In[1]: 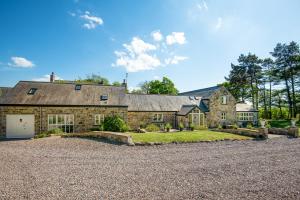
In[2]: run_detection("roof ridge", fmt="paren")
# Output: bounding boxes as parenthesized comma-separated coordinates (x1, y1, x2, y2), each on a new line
(18, 81, 126, 88)
(179, 85, 220, 94)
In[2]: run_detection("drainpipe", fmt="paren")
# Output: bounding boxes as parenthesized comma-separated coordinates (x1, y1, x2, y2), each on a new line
(40, 106, 42, 134)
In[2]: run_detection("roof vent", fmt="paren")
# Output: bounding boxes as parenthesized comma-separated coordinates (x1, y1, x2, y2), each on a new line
(75, 85, 81, 91)
(27, 88, 37, 95)
(100, 95, 108, 101)
(189, 96, 194, 100)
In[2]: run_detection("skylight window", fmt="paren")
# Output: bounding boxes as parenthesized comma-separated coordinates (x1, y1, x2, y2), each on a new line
(100, 95, 108, 101)
(75, 85, 81, 91)
(27, 88, 37, 95)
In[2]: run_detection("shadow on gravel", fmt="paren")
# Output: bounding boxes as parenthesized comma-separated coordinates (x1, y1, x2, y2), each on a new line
(63, 137, 125, 146)
(0, 138, 32, 142)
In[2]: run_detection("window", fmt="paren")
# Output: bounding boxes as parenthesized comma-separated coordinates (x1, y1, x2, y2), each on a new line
(27, 88, 37, 95)
(237, 112, 254, 121)
(221, 96, 227, 104)
(100, 95, 108, 101)
(94, 114, 105, 125)
(75, 85, 81, 90)
(48, 114, 74, 133)
(153, 113, 164, 122)
(221, 112, 226, 120)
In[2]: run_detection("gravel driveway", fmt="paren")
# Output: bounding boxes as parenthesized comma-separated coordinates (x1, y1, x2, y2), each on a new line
(0, 137, 299, 200)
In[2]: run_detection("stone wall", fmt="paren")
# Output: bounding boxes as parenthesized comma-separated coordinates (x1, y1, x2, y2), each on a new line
(206, 87, 236, 128)
(268, 127, 299, 138)
(0, 106, 127, 136)
(128, 111, 176, 130)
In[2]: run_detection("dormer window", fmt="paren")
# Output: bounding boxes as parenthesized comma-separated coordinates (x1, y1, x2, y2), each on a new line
(27, 88, 37, 95)
(100, 95, 108, 101)
(75, 85, 81, 91)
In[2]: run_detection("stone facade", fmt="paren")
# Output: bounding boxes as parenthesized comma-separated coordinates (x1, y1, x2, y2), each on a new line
(127, 111, 176, 130)
(0, 106, 127, 136)
(205, 87, 236, 128)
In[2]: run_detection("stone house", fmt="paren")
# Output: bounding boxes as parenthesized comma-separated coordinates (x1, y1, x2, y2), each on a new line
(0, 81, 128, 138)
(0, 77, 246, 138)
(236, 102, 259, 127)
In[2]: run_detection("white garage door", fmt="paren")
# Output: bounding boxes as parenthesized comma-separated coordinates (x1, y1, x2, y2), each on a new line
(6, 115, 35, 138)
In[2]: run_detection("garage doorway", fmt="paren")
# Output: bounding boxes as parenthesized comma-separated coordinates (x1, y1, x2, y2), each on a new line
(6, 115, 35, 138)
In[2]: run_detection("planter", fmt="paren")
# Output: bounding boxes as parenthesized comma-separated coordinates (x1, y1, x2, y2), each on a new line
(291, 120, 296, 128)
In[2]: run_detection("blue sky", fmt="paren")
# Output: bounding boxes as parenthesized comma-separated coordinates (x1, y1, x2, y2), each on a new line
(0, 0, 299, 92)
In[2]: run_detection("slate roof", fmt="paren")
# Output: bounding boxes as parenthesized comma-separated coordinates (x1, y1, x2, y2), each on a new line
(0, 81, 127, 106)
(236, 103, 258, 112)
(179, 86, 221, 98)
(0, 87, 12, 99)
(177, 105, 198, 116)
(123, 94, 202, 112)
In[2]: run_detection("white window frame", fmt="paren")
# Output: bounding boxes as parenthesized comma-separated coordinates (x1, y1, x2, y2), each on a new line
(94, 114, 105, 125)
(221, 96, 227, 105)
(237, 112, 254, 121)
(153, 113, 164, 122)
(221, 112, 226, 120)
(48, 114, 74, 133)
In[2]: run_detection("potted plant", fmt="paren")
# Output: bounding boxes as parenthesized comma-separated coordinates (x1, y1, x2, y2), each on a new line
(165, 123, 172, 132)
(189, 124, 195, 131)
(260, 118, 266, 128)
(291, 118, 297, 128)
(179, 123, 184, 131)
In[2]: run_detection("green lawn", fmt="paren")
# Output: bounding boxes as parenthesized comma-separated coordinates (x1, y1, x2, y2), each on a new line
(129, 130, 251, 144)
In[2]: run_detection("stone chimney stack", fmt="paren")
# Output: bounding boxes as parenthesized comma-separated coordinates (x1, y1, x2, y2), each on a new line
(50, 72, 55, 83)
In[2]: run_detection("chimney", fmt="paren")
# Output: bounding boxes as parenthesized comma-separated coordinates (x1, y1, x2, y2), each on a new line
(50, 72, 55, 83)
(122, 79, 127, 89)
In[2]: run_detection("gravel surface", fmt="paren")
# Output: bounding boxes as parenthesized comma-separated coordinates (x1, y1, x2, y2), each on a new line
(0, 137, 299, 200)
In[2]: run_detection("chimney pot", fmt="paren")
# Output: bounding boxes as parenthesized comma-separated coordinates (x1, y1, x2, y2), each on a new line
(50, 72, 55, 83)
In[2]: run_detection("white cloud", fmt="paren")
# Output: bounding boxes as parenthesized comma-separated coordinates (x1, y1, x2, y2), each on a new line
(215, 17, 223, 30)
(113, 37, 161, 72)
(113, 31, 188, 72)
(80, 11, 103, 29)
(153, 75, 160, 80)
(10, 57, 35, 68)
(123, 37, 156, 55)
(151, 30, 163, 41)
(165, 56, 188, 65)
(33, 74, 63, 82)
(166, 32, 186, 45)
(197, 1, 208, 11)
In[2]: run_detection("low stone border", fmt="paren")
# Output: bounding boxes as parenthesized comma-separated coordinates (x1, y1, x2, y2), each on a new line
(134, 138, 248, 146)
(215, 128, 268, 139)
(268, 128, 299, 138)
(61, 131, 135, 146)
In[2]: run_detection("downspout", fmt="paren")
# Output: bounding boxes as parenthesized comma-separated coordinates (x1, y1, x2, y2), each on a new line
(40, 106, 42, 134)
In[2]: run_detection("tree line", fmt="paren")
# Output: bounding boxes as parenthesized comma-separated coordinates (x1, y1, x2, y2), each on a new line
(222, 41, 300, 119)
(75, 41, 300, 120)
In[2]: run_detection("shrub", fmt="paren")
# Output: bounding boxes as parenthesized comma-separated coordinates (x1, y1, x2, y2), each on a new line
(103, 115, 128, 132)
(48, 128, 63, 134)
(189, 124, 195, 131)
(266, 123, 271, 128)
(232, 124, 238, 129)
(145, 124, 160, 132)
(195, 125, 208, 130)
(217, 124, 222, 129)
(139, 123, 146, 129)
(247, 123, 253, 129)
(165, 123, 172, 132)
(34, 132, 50, 139)
(34, 128, 63, 139)
(179, 123, 184, 131)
